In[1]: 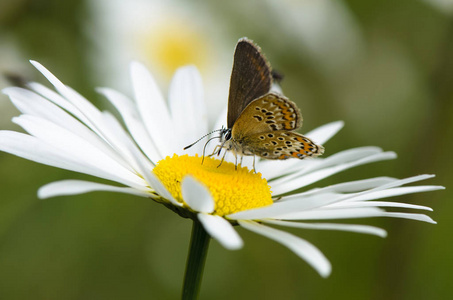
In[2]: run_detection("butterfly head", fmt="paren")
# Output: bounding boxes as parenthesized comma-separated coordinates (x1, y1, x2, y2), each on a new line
(220, 127, 232, 142)
(215, 127, 233, 157)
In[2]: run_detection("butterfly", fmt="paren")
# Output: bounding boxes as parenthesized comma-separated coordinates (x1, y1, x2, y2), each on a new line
(214, 38, 324, 167)
(184, 38, 324, 169)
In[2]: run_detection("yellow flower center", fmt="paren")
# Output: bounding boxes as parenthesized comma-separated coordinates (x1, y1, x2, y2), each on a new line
(153, 154, 273, 216)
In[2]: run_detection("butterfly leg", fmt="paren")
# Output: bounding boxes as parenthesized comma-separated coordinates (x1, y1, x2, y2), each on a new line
(209, 145, 220, 157)
(202, 137, 219, 164)
(205, 146, 219, 166)
(217, 148, 228, 168)
(252, 155, 256, 173)
(202, 144, 211, 165)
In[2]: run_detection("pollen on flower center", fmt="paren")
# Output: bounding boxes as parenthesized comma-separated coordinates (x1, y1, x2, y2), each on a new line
(153, 154, 273, 216)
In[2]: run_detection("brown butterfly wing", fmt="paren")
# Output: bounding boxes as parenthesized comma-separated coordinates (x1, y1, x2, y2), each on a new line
(227, 38, 273, 128)
(240, 131, 324, 160)
(231, 93, 302, 138)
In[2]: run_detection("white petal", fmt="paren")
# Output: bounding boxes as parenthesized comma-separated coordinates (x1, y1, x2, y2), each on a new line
(378, 212, 436, 223)
(0, 131, 144, 188)
(12, 115, 142, 186)
(196, 105, 227, 157)
(198, 214, 243, 250)
(147, 173, 181, 206)
(168, 66, 207, 155)
(228, 193, 345, 220)
(4, 87, 126, 168)
(271, 146, 386, 183)
(29, 63, 151, 174)
(27, 82, 92, 126)
(281, 177, 398, 200)
(271, 150, 397, 196)
(343, 185, 445, 202)
(322, 177, 398, 193)
(280, 178, 441, 207)
(330, 201, 433, 211)
(30, 61, 108, 138)
(275, 175, 438, 220)
(38, 180, 151, 199)
(130, 61, 174, 156)
(99, 112, 162, 195)
(239, 220, 331, 277)
(92, 111, 150, 172)
(182, 176, 215, 213)
(100, 111, 154, 170)
(257, 158, 316, 180)
(261, 220, 387, 237)
(5, 87, 70, 122)
(97, 87, 162, 163)
(213, 105, 228, 133)
(304, 120, 345, 145)
(277, 206, 436, 224)
(196, 105, 228, 157)
(334, 175, 438, 203)
(276, 207, 385, 220)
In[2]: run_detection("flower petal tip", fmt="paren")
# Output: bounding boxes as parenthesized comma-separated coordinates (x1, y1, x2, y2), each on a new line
(379, 230, 388, 238)
(2, 87, 15, 95)
(29, 60, 44, 70)
(130, 61, 147, 73)
(94, 87, 106, 94)
(177, 64, 197, 72)
(320, 267, 332, 278)
(424, 216, 437, 224)
(37, 186, 51, 200)
(182, 176, 215, 213)
(334, 120, 345, 128)
(223, 237, 244, 250)
(36, 193, 47, 200)
(387, 151, 398, 159)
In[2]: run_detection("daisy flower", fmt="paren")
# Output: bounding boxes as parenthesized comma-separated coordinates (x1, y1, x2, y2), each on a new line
(0, 61, 442, 289)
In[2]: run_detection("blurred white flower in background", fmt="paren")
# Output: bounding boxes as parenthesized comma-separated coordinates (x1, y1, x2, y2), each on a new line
(88, 0, 232, 123)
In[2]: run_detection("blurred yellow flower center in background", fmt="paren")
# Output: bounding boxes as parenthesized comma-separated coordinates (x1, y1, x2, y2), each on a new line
(140, 21, 210, 78)
(153, 155, 273, 216)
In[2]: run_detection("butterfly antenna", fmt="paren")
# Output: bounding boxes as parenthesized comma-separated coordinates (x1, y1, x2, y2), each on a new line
(183, 129, 223, 150)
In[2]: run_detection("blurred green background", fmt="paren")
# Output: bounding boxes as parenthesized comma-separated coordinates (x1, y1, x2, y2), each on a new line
(0, 0, 451, 299)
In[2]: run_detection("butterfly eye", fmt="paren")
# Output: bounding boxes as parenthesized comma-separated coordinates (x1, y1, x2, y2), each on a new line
(225, 130, 232, 141)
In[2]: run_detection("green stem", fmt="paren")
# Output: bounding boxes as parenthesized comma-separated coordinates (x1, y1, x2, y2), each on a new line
(182, 220, 211, 300)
